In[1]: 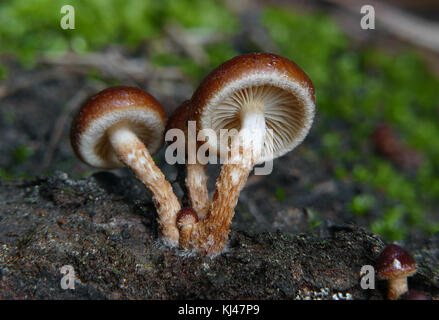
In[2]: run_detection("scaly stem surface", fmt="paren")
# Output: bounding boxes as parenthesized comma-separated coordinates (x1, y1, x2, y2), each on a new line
(189, 110, 265, 255)
(109, 123, 181, 246)
(387, 277, 408, 300)
(186, 163, 210, 218)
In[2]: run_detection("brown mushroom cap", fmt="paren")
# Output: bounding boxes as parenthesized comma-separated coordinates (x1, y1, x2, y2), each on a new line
(166, 100, 191, 135)
(71, 86, 167, 168)
(166, 100, 211, 218)
(177, 207, 199, 227)
(166, 100, 192, 152)
(377, 244, 417, 280)
(190, 52, 315, 163)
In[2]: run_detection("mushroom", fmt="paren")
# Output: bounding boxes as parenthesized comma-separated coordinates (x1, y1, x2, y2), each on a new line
(70, 86, 181, 246)
(166, 101, 210, 219)
(186, 53, 316, 256)
(176, 207, 199, 249)
(376, 244, 417, 300)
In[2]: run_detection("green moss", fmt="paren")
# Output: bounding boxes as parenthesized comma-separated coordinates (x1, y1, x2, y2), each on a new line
(2, 112, 16, 125)
(349, 194, 375, 217)
(262, 8, 347, 89)
(334, 165, 348, 180)
(204, 42, 237, 71)
(321, 132, 342, 159)
(370, 207, 407, 241)
(263, 7, 439, 240)
(0, 168, 14, 180)
(150, 53, 205, 80)
(0, 64, 8, 80)
(0, 0, 238, 66)
(166, 0, 238, 33)
(13, 145, 33, 164)
(307, 209, 322, 232)
(150, 41, 237, 80)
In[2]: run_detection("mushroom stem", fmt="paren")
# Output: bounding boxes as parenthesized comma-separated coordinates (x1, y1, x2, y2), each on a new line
(186, 163, 210, 218)
(190, 111, 265, 255)
(108, 123, 181, 246)
(387, 276, 409, 300)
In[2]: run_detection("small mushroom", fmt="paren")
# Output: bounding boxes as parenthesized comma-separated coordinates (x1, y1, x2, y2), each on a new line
(376, 244, 417, 300)
(176, 207, 199, 249)
(186, 53, 316, 255)
(166, 101, 210, 218)
(70, 86, 181, 246)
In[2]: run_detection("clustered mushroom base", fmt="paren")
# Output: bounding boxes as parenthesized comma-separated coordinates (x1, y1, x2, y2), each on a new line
(181, 111, 266, 255)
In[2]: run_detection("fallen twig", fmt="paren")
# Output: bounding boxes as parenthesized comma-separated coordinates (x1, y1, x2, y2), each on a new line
(0, 68, 61, 100)
(164, 23, 209, 65)
(224, 0, 279, 53)
(38, 51, 185, 82)
(325, 0, 439, 53)
(39, 84, 103, 172)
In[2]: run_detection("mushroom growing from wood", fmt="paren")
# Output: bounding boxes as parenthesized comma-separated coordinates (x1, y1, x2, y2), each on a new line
(70, 86, 181, 246)
(184, 52, 316, 256)
(377, 244, 417, 300)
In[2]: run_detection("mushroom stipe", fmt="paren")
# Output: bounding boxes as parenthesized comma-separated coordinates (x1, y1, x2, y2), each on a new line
(377, 244, 417, 300)
(108, 123, 181, 245)
(167, 101, 210, 218)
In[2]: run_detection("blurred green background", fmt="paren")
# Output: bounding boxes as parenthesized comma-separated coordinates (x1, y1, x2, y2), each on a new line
(0, 0, 438, 241)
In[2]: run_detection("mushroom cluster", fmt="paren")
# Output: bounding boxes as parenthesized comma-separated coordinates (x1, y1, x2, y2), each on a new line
(172, 53, 315, 256)
(70, 53, 315, 256)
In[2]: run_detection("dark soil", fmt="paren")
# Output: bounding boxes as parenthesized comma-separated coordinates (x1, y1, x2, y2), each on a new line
(1, 172, 438, 299)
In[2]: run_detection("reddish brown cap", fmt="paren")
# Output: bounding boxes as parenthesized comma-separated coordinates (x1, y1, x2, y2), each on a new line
(176, 207, 199, 227)
(166, 100, 191, 134)
(70, 86, 167, 168)
(166, 100, 192, 148)
(189, 52, 315, 162)
(165, 100, 197, 163)
(376, 244, 417, 280)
